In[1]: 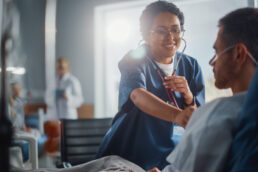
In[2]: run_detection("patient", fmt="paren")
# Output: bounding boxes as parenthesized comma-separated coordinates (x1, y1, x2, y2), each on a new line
(151, 7, 258, 172)
(225, 62, 258, 171)
(9, 82, 27, 131)
(9, 82, 40, 137)
(21, 7, 258, 172)
(224, 10, 258, 171)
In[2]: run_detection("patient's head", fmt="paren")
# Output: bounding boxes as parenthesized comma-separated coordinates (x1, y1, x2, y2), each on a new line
(209, 8, 258, 93)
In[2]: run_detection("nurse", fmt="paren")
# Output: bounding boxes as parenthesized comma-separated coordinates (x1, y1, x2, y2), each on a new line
(97, 1, 205, 170)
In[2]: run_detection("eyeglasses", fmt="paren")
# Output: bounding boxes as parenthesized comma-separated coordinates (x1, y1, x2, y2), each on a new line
(209, 45, 257, 66)
(150, 27, 185, 39)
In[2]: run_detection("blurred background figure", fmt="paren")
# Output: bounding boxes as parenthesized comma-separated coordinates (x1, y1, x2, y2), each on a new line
(9, 82, 41, 137)
(9, 82, 42, 170)
(9, 82, 43, 133)
(42, 57, 84, 158)
(55, 57, 83, 119)
(9, 82, 25, 131)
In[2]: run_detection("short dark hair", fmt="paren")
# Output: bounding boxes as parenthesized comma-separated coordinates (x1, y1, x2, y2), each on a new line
(219, 7, 258, 61)
(140, 0, 184, 40)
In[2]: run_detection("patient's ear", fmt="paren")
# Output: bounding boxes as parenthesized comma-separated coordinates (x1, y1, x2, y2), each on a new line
(234, 43, 249, 65)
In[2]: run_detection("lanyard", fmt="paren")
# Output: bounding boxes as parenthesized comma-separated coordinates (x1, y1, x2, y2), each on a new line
(150, 58, 179, 108)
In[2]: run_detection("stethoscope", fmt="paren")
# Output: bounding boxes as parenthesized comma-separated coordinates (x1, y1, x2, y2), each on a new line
(147, 38, 187, 108)
(172, 38, 187, 75)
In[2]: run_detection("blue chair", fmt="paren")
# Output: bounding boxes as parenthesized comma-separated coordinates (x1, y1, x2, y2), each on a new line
(25, 114, 47, 156)
(10, 132, 38, 170)
(9, 113, 47, 170)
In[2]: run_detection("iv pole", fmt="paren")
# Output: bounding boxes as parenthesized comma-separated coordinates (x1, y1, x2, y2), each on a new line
(0, 2, 13, 171)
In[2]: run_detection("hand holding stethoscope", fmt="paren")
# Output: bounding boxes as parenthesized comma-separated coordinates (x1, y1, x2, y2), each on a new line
(163, 75, 194, 106)
(163, 38, 195, 106)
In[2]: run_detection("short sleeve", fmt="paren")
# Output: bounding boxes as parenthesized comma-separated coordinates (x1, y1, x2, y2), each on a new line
(118, 55, 147, 111)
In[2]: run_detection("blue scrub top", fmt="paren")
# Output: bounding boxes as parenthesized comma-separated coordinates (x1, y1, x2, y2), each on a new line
(97, 45, 205, 170)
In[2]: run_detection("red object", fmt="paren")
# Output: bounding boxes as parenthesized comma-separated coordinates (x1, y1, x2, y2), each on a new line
(44, 120, 60, 153)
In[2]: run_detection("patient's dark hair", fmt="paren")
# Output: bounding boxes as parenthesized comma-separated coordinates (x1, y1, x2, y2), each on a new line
(140, 0, 184, 40)
(219, 7, 258, 61)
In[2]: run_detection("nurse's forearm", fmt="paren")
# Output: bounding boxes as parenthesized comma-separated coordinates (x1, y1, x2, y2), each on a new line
(130, 88, 181, 122)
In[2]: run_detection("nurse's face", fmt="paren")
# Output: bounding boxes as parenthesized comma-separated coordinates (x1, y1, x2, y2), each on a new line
(146, 12, 182, 63)
(210, 26, 236, 89)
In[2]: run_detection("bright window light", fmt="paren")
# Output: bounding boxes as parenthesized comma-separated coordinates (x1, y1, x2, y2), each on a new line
(0, 67, 26, 75)
(7, 67, 15, 72)
(12, 67, 26, 75)
(106, 18, 131, 43)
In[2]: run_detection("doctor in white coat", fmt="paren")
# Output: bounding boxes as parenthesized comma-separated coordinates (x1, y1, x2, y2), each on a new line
(55, 57, 83, 119)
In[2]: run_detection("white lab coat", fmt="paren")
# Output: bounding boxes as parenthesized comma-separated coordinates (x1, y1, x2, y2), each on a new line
(162, 92, 246, 172)
(56, 73, 83, 119)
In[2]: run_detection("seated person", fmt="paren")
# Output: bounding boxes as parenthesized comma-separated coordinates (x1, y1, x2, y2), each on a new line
(9, 82, 40, 137)
(23, 7, 258, 172)
(225, 64, 258, 171)
(9, 82, 46, 163)
(9, 82, 27, 131)
(156, 7, 258, 172)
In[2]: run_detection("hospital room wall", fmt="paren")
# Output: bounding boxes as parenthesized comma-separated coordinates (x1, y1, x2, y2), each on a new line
(12, 0, 140, 104)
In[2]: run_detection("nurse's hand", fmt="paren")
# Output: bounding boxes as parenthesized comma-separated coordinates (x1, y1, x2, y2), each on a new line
(148, 167, 161, 172)
(163, 76, 194, 105)
(174, 106, 196, 128)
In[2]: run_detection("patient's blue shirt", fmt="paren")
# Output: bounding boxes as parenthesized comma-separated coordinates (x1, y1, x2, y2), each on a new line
(97, 45, 205, 170)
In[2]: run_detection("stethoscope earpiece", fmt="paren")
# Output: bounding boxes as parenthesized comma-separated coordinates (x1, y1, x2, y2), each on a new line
(173, 38, 187, 75)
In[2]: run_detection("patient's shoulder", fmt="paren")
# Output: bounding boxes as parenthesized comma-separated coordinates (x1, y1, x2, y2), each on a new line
(188, 92, 247, 129)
